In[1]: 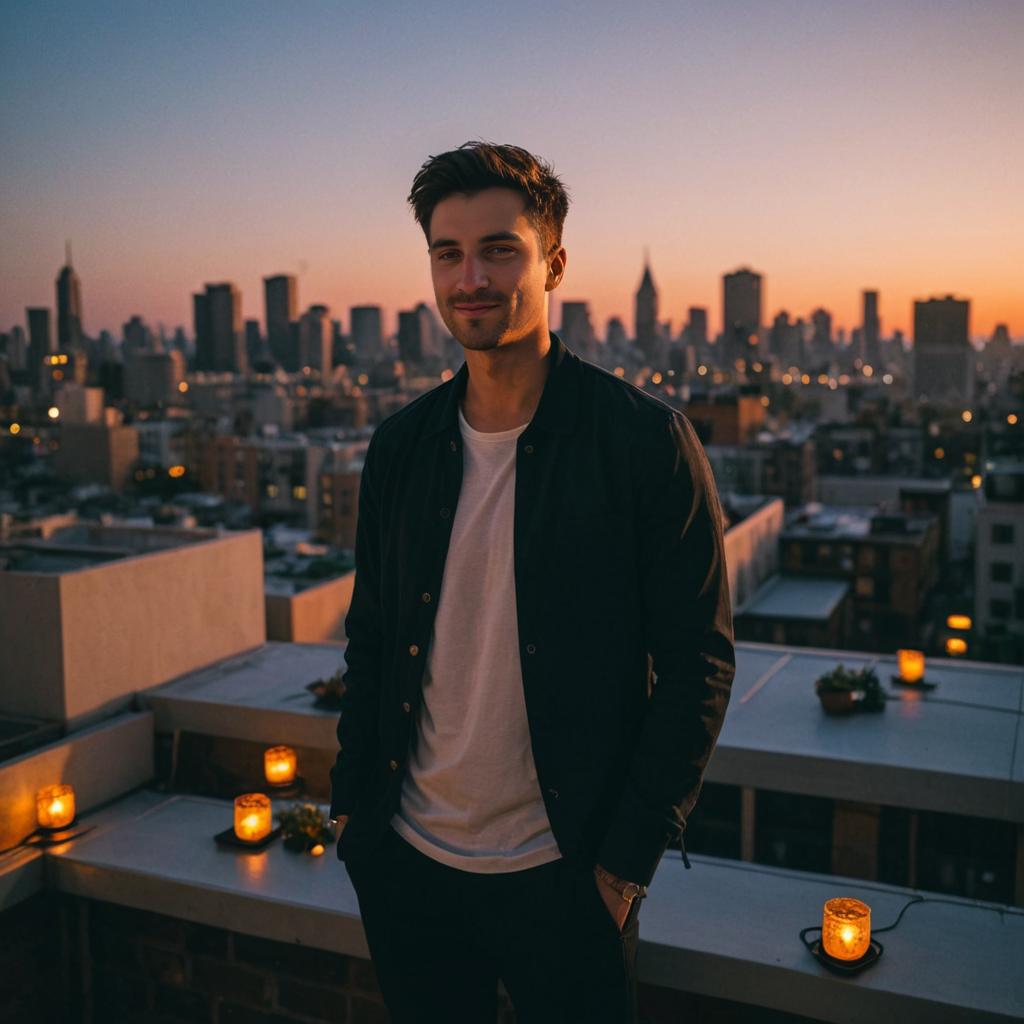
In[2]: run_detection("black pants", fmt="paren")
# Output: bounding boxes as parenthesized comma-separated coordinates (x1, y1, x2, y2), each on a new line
(345, 824, 641, 1023)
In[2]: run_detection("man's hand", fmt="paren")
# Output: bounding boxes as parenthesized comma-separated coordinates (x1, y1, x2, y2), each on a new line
(593, 865, 631, 932)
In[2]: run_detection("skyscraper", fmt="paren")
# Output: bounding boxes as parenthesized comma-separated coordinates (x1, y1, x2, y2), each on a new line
(350, 306, 383, 361)
(769, 311, 803, 368)
(194, 283, 246, 374)
(686, 307, 708, 348)
(397, 303, 441, 366)
(56, 241, 84, 350)
(26, 307, 53, 391)
(297, 305, 333, 374)
(861, 290, 880, 369)
(634, 258, 659, 365)
(723, 267, 762, 364)
(560, 301, 596, 360)
(264, 274, 298, 370)
(913, 295, 972, 403)
(810, 308, 832, 365)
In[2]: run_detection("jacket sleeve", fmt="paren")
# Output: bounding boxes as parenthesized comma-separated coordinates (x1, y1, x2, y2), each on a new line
(596, 410, 735, 886)
(329, 430, 385, 819)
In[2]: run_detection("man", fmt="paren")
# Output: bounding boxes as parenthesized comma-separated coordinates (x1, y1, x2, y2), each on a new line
(329, 141, 735, 1023)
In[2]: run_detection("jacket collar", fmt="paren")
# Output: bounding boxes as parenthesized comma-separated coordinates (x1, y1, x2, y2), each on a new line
(424, 330, 579, 438)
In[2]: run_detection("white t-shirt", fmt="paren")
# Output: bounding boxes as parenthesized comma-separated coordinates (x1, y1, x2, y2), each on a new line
(389, 403, 563, 872)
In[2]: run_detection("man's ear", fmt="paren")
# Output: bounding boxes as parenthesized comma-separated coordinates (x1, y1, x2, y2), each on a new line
(546, 246, 567, 292)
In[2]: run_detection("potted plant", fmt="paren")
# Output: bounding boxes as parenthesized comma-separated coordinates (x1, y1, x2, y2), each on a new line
(814, 664, 886, 715)
(276, 802, 334, 854)
(306, 667, 345, 710)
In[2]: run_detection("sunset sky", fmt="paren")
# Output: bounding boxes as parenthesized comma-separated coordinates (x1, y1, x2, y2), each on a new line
(1, 0, 1021, 343)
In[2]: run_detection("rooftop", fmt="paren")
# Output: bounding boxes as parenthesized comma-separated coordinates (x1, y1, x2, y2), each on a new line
(783, 504, 935, 544)
(735, 575, 850, 621)
(0, 522, 218, 574)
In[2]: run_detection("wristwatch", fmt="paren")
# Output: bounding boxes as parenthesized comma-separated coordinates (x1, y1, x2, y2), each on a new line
(593, 864, 648, 906)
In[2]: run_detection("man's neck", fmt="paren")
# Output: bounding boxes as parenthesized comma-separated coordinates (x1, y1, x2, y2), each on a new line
(460, 328, 552, 433)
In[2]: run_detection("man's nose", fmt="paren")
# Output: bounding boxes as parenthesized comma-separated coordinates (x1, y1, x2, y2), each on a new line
(457, 255, 488, 293)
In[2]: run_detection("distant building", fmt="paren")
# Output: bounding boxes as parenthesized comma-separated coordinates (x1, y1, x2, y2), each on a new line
(1, 325, 28, 372)
(194, 283, 246, 374)
(861, 290, 880, 369)
(26, 307, 54, 390)
(560, 301, 596, 360)
(781, 505, 940, 651)
(264, 274, 298, 370)
(350, 306, 383, 361)
(124, 349, 186, 407)
(52, 407, 140, 493)
(707, 427, 817, 508)
(913, 295, 972, 403)
(56, 241, 84, 350)
(605, 316, 627, 350)
(55, 383, 104, 424)
(810, 308, 832, 365)
(685, 393, 766, 446)
(974, 463, 1024, 661)
(123, 315, 156, 354)
(634, 259, 659, 365)
(735, 574, 852, 649)
(769, 311, 803, 368)
(313, 442, 366, 549)
(723, 267, 762, 363)
(686, 307, 708, 348)
(397, 303, 441, 366)
(298, 304, 333, 374)
(244, 319, 263, 366)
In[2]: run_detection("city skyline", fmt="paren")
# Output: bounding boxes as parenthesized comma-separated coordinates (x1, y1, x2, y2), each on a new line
(2, 1, 1022, 339)
(7, 248, 1017, 349)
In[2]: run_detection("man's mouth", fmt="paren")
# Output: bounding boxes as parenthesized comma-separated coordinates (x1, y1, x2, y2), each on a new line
(453, 303, 500, 314)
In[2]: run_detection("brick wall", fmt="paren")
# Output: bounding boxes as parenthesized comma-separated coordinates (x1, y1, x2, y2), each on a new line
(1, 892, 825, 1023)
(85, 900, 394, 1023)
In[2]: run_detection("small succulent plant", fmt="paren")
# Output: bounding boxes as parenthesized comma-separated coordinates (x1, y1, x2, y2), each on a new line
(276, 801, 334, 853)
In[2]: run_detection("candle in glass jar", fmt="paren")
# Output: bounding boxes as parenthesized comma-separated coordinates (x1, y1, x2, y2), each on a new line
(897, 649, 925, 684)
(822, 897, 871, 961)
(36, 784, 75, 830)
(264, 746, 297, 786)
(233, 793, 272, 842)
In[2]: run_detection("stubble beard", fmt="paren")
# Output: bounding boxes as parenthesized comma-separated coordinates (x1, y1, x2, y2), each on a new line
(443, 294, 519, 353)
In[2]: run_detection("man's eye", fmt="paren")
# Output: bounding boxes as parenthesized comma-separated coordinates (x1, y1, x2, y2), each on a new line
(436, 251, 459, 261)
(489, 246, 514, 255)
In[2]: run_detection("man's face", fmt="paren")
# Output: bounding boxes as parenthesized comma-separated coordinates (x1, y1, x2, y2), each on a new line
(427, 187, 564, 352)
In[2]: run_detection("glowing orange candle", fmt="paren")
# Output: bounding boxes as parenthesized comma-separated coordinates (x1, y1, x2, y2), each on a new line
(264, 746, 297, 786)
(822, 897, 871, 961)
(945, 637, 968, 656)
(897, 649, 925, 684)
(946, 614, 972, 630)
(233, 793, 272, 842)
(36, 784, 75, 830)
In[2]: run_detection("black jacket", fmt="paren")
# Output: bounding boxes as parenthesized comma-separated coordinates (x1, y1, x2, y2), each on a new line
(329, 331, 735, 887)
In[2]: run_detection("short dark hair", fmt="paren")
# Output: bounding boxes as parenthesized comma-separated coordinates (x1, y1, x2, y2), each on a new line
(408, 140, 570, 257)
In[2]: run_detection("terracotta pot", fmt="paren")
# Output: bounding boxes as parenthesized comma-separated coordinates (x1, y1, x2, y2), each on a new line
(818, 689, 861, 715)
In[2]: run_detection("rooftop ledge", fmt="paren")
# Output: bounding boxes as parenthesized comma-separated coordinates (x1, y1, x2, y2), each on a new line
(40, 792, 1022, 1024)
(142, 640, 1024, 822)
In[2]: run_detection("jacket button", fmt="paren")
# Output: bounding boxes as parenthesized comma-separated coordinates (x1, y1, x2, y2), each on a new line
(389, 759, 399, 771)
(449, 440, 457, 452)
(524, 444, 534, 454)
(440, 507, 450, 518)
(548, 787, 559, 799)
(526, 643, 536, 654)
(421, 592, 431, 603)
(408, 644, 419, 656)
(402, 701, 411, 713)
